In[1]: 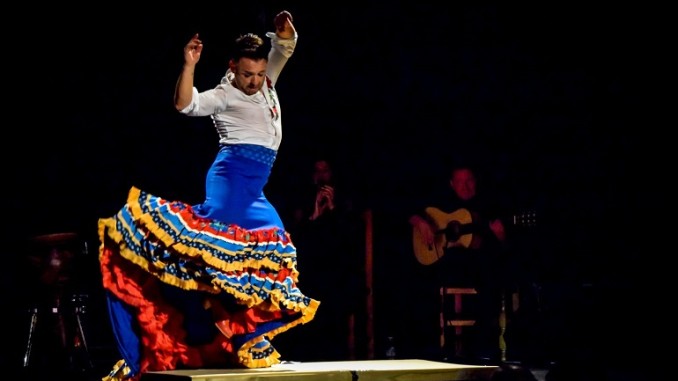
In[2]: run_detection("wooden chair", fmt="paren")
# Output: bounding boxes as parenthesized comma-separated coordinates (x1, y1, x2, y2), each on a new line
(439, 287, 477, 359)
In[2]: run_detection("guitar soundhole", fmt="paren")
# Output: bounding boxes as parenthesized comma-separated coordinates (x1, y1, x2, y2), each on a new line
(445, 221, 462, 241)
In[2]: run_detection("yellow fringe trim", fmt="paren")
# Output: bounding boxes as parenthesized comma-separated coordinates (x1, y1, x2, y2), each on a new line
(101, 359, 133, 381)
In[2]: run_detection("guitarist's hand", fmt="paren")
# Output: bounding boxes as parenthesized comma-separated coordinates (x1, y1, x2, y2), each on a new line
(489, 218, 506, 242)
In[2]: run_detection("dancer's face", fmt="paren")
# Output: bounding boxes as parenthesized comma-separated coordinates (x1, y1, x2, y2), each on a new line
(230, 57, 267, 96)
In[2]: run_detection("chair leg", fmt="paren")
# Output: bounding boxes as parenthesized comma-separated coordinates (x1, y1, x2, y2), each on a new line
(23, 307, 39, 367)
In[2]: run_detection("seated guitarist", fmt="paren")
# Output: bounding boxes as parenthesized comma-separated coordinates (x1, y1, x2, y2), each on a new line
(408, 163, 508, 363)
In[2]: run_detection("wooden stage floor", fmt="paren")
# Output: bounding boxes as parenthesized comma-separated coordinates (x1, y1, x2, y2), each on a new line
(140, 359, 498, 381)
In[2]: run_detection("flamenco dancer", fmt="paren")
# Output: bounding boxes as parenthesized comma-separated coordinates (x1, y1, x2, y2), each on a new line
(98, 10, 318, 380)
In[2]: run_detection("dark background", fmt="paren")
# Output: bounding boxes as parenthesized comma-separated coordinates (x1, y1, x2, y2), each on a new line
(5, 1, 650, 375)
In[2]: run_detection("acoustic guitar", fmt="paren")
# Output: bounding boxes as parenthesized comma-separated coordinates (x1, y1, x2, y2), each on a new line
(412, 207, 536, 265)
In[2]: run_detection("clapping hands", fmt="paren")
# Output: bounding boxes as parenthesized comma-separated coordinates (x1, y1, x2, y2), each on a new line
(310, 185, 335, 220)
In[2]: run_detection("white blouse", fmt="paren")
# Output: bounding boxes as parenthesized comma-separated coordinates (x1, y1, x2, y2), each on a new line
(180, 32, 297, 151)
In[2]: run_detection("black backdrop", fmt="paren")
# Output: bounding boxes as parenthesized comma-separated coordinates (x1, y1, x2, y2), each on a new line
(4, 2, 649, 373)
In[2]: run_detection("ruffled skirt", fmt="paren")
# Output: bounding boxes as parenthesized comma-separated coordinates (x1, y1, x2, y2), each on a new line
(98, 146, 318, 380)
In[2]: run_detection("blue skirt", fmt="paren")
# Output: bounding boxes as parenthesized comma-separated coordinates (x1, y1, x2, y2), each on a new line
(98, 144, 319, 380)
